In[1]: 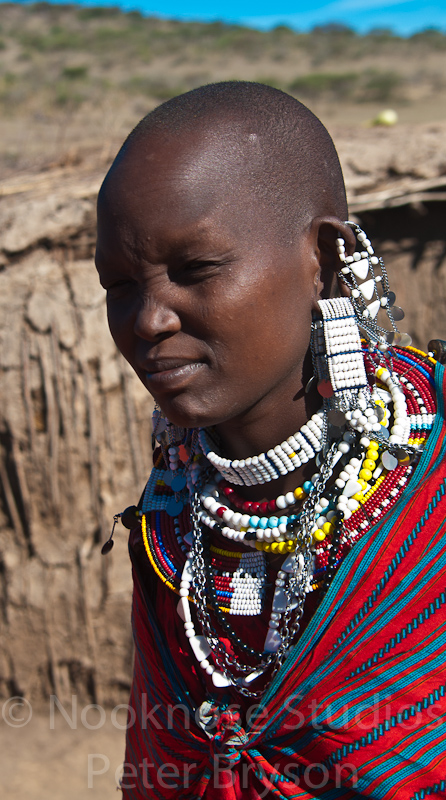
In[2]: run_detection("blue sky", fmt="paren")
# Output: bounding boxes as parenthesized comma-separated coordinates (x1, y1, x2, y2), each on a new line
(242, 1, 446, 35)
(11, 0, 446, 34)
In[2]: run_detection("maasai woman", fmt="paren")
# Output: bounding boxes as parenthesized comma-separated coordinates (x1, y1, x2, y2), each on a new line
(95, 82, 446, 799)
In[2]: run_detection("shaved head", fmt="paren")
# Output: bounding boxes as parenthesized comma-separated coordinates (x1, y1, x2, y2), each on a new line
(110, 81, 347, 244)
(96, 81, 353, 434)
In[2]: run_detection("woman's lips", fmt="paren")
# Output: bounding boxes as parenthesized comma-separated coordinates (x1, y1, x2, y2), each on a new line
(144, 361, 206, 390)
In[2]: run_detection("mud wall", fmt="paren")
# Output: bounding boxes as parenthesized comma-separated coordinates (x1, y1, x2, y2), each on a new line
(0, 175, 153, 707)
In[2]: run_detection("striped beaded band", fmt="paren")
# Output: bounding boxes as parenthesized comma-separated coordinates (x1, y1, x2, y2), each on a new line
(198, 411, 325, 486)
(317, 297, 369, 398)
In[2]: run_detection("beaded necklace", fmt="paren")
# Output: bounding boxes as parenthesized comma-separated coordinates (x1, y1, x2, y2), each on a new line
(139, 347, 436, 695)
(198, 411, 325, 485)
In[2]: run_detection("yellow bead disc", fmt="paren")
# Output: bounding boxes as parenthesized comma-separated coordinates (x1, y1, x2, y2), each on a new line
(366, 449, 379, 461)
(294, 487, 306, 501)
(368, 440, 379, 450)
(270, 542, 280, 552)
(322, 521, 334, 535)
(363, 459, 375, 471)
(313, 529, 326, 542)
(359, 468, 373, 481)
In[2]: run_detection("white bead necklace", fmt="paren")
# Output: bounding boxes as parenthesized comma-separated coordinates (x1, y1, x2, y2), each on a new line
(197, 411, 325, 486)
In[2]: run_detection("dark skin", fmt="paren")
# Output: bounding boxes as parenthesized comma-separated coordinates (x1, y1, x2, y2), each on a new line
(95, 126, 356, 508)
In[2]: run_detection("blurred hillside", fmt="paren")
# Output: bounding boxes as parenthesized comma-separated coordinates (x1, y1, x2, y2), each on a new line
(1, 2, 446, 176)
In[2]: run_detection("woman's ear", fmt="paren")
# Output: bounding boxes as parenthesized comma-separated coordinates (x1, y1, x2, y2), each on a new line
(310, 216, 356, 308)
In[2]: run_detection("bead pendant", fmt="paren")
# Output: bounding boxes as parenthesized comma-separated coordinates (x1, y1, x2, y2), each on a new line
(366, 299, 381, 319)
(177, 597, 191, 623)
(359, 278, 376, 301)
(189, 635, 211, 661)
(154, 417, 167, 433)
(381, 451, 398, 471)
(264, 629, 282, 653)
(181, 559, 193, 581)
(242, 669, 263, 686)
(272, 588, 287, 613)
(212, 671, 232, 688)
(344, 479, 362, 498)
(163, 470, 173, 486)
(171, 474, 187, 492)
(350, 258, 369, 280)
(391, 306, 405, 322)
(327, 409, 346, 427)
(317, 379, 334, 398)
(166, 498, 184, 516)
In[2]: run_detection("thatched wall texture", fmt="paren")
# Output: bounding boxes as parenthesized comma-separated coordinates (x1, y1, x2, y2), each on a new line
(0, 123, 445, 706)
(0, 167, 153, 707)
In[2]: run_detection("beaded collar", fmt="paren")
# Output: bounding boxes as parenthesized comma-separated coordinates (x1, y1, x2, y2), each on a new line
(143, 346, 435, 568)
(139, 346, 436, 694)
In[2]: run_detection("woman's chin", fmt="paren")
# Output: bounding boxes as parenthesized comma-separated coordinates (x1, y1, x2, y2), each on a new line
(155, 396, 220, 431)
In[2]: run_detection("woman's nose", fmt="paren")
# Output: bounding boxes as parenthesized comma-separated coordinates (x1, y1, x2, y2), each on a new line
(133, 295, 181, 341)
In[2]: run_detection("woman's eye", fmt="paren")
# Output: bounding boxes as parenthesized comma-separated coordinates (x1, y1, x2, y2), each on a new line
(185, 260, 215, 270)
(178, 260, 222, 281)
(106, 280, 136, 299)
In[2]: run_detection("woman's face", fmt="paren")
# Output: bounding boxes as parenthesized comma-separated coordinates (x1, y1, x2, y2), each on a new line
(95, 131, 323, 433)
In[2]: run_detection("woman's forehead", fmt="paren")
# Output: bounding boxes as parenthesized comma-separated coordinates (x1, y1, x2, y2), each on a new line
(99, 132, 285, 243)
(107, 125, 259, 201)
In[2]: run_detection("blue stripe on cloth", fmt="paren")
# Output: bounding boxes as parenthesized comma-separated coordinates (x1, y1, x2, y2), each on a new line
(351, 712, 446, 798)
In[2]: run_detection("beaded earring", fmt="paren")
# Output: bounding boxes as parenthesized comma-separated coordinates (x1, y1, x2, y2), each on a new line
(312, 297, 384, 439)
(151, 405, 198, 515)
(311, 222, 414, 440)
(313, 296, 371, 405)
(336, 221, 412, 351)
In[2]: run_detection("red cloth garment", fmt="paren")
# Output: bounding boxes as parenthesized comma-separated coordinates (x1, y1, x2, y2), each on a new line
(122, 363, 446, 800)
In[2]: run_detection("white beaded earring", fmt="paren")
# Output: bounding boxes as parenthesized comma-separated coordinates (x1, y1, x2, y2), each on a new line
(336, 221, 412, 351)
(312, 297, 379, 436)
(310, 222, 414, 440)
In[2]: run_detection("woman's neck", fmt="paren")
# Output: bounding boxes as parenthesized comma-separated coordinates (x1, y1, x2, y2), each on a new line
(212, 385, 322, 502)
